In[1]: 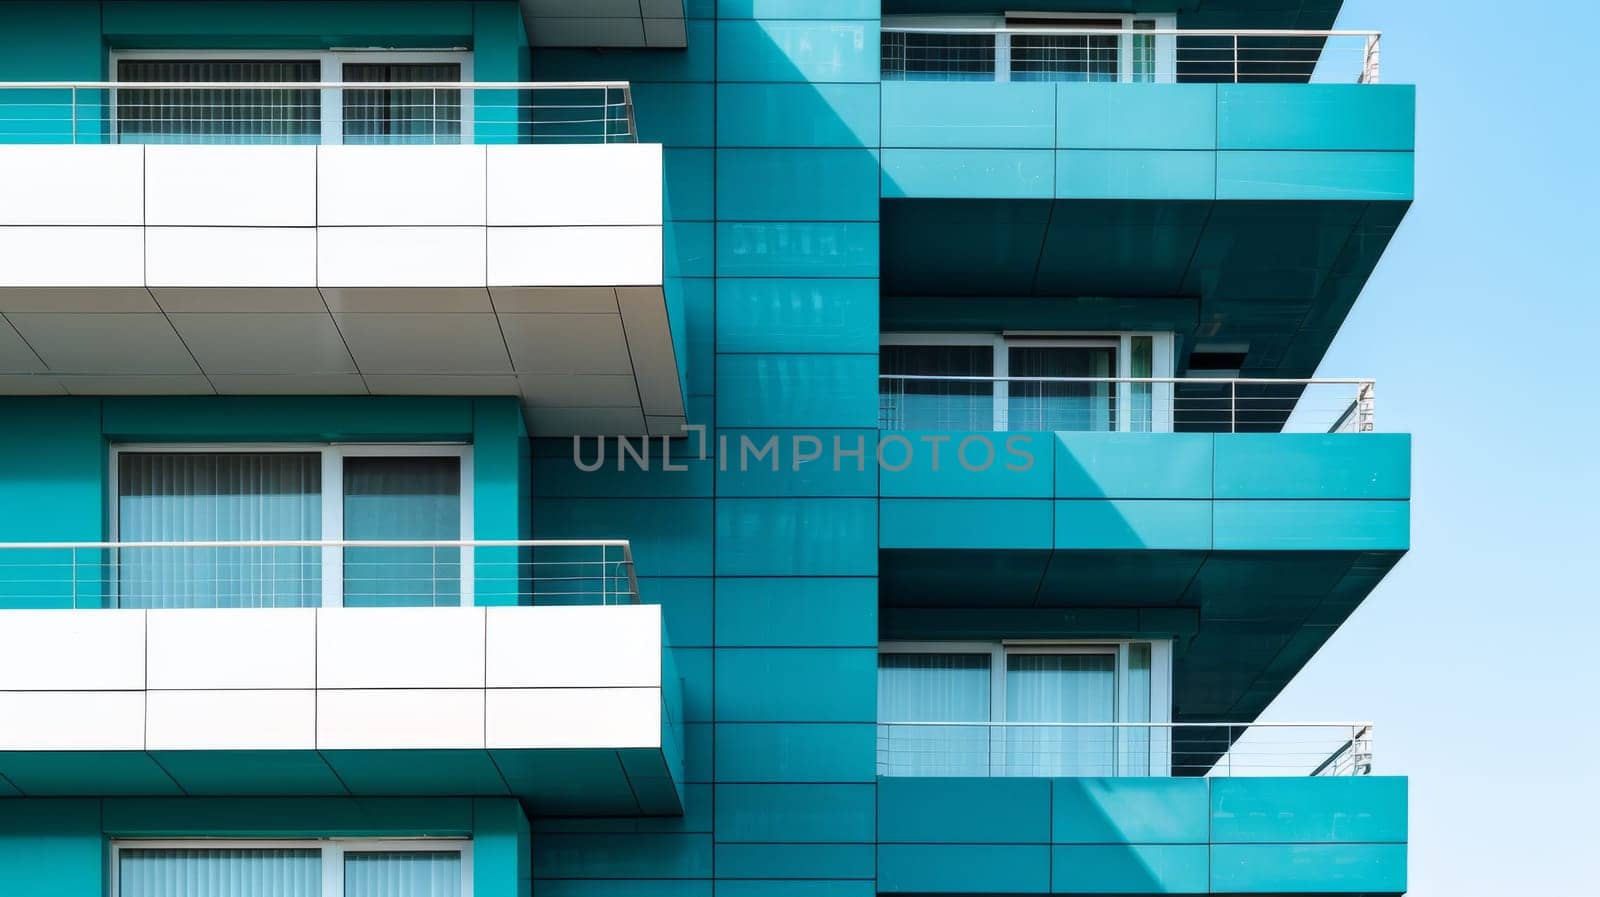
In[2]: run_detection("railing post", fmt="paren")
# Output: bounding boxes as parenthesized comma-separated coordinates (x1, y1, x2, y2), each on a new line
(70, 86, 77, 144)
(1232, 33, 1240, 83)
(1363, 33, 1381, 84)
(1358, 380, 1376, 432)
(1229, 380, 1237, 433)
(602, 87, 609, 144)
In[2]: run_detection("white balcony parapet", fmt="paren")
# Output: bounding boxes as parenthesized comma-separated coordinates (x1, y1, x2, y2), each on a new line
(877, 375, 1376, 434)
(880, 27, 1381, 84)
(876, 720, 1375, 778)
(0, 539, 639, 609)
(0, 137, 684, 435)
(0, 81, 636, 145)
(0, 599, 683, 810)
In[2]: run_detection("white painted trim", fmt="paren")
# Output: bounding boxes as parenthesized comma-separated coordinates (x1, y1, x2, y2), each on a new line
(108, 49, 475, 144)
(109, 839, 473, 897)
(108, 442, 474, 607)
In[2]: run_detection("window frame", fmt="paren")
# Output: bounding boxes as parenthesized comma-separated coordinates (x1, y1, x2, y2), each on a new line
(881, 12, 1178, 83)
(107, 442, 475, 607)
(878, 639, 1172, 728)
(880, 332, 1176, 432)
(108, 838, 474, 897)
(107, 48, 476, 144)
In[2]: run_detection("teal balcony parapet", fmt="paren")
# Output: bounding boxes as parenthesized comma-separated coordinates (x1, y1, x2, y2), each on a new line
(877, 775, 1408, 894)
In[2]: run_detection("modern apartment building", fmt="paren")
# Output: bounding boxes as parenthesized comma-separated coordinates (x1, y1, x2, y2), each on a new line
(0, 1, 1411, 895)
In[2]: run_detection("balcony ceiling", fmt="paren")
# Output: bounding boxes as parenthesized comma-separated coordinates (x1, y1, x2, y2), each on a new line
(521, 0, 687, 48)
(881, 547, 1403, 724)
(881, 198, 1410, 379)
(879, 0, 1343, 30)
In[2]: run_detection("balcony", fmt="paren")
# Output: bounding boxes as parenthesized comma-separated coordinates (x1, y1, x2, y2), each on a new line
(0, 81, 686, 436)
(0, 539, 685, 816)
(874, 28, 1412, 381)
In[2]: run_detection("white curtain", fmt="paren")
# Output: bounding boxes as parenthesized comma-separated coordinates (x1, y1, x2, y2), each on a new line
(119, 848, 322, 897)
(344, 851, 462, 897)
(1003, 653, 1117, 776)
(116, 452, 322, 608)
(878, 653, 991, 776)
(341, 457, 461, 607)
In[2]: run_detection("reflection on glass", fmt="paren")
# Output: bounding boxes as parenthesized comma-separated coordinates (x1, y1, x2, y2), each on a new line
(345, 851, 462, 897)
(115, 59, 321, 144)
(342, 63, 462, 145)
(342, 457, 461, 607)
(120, 848, 322, 897)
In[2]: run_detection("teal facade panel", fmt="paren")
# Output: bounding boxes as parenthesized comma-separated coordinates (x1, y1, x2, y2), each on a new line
(716, 21, 880, 83)
(878, 844, 1051, 894)
(1217, 85, 1416, 151)
(714, 724, 878, 783)
(717, 84, 880, 147)
(1210, 777, 1408, 844)
(715, 278, 880, 354)
(880, 498, 1054, 550)
(1213, 434, 1411, 499)
(717, 149, 881, 220)
(881, 82, 1057, 148)
(715, 355, 879, 428)
(714, 578, 878, 646)
(1213, 500, 1410, 551)
(715, 498, 878, 575)
(714, 430, 879, 497)
(716, 222, 880, 277)
(1054, 433, 1215, 500)
(714, 843, 876, 879)
(713, 648, 877, 723)
(1051, 778, 1210, 844)
(878, 431, 1053, 498)
(1056, 84, 1218, 150)
(1051, 844, 1210, 894)
(1056, 149, 1217, 200)
(1055, 500, 1213, 550)
(1209, 843, 1408, 894)
(881, 149, 1055, 199)
(1216, 150, 1415, 200)
(0, 800, 102, 896)
(713, 784, 876, 842)
(878, 777, 1050, 844)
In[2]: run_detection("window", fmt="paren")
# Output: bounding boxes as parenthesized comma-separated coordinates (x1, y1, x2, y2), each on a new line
(112, 841, 471, 897)
(111, 445, 472, 608)
(111, 51, 470, 144)
(881, 14, 1176, 83)
(877, 641, 1172, 776)
(880, 333, 1175, 432)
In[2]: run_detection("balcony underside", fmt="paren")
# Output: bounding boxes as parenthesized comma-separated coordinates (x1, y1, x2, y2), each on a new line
(0, 747, 679, 815)
(881, 197, 1409, 379)
(881, 547, 1402, 723)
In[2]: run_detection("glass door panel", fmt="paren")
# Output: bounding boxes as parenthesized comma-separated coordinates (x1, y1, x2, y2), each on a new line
(116, 452, 322, 608)
(1003, 653, 1117, 776)
(880, 345, 996, 430)
(878, 653, 992, 776)
(345, 851, 463, 897)
(1007, 345, 1116, 431)
(342, 62, 462, 144)
(115, 59, 322, 144)
(342, 456, 462, 607)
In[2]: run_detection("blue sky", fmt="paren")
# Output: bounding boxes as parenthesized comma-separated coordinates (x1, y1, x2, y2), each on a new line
(1266, 1, 1600, 893)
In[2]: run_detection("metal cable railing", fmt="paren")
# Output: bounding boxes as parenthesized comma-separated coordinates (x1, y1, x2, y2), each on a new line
(0, 81, 636, 145)
(878, 375, 1375, 434)
(881, 27, 1381, 84)
(0, 539, 639, 609)
(876, 721, 1375, 777)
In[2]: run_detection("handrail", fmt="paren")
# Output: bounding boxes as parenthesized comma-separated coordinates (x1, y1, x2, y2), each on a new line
(877, 375, 1377, 433)
(0, 539, 640, 608)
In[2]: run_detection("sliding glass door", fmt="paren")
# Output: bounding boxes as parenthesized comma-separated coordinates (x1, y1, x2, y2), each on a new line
(1005, 343, 1117, 431)
(877, 653, 992, 776)
(1002, 651, 1117, 776)
(116, 842, 468, 897)
(113, 446, 469, 608)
